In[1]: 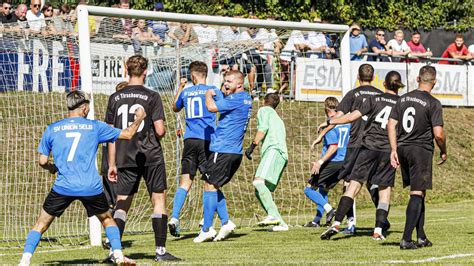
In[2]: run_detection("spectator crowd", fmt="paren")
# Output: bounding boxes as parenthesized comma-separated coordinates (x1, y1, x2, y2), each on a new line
(0, 0, 473, 97)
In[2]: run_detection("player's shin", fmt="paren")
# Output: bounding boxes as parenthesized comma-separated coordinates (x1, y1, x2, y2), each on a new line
(22, 230, 42, 258)
(334, 196, 354, 227)
(374, 202, 389, 235)
(203, 190, 218, 231)
(171, 188, 188, 220)
(151, 213, 168, 254)
(416, 197, 426, 240)
(254, 180, 284, 223)
(402, 195, 423, 241)
(216, 190, 229, 225)
(113, 210, 127, 239)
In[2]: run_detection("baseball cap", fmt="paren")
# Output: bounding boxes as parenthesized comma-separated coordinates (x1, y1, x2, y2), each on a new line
(154, 2, 164, 10)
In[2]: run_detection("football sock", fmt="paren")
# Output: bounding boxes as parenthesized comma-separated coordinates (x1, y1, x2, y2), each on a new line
(368, 184, 379, 207)
(23, 230, 41, 255)
(335, 196, 354, 223)
(151, 213, 167, 248)
(318, 186, 329, 202)
(416, 197, 426, 240)
(203, 191, 218, 232)
(343, 185, 355, 221)
(104, 226, 122, 251)
(255, 189, 267, 212)
(171, 187, 188, 220)
(254, 180, 284, 223)
(113, 210, 127, 239)
(304, 187, 328, 207)
(375, 202, 389, 229)
(313, 205, 324, 224)
(216, 190, 229, 225)
(402, 195, 423, 241)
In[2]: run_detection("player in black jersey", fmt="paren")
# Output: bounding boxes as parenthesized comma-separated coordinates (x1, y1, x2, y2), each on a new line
(388, 65, 447, 250)
(320, 71, 404, 241)
(105, 55, 180, 261)
(315, 64, 383, 234)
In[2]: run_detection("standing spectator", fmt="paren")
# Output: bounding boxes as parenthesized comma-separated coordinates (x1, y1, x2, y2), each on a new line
(218, 25, 240, 72)
(279, 30, 304, 99)
(368, 29, 392, 62)
(26, 0, 46, 32)
(387, 30, 410, 61)
(406, 31, 432, 63)
(120, 0, 132, 37)
(147, 2, 168, 41)
(349, 23, 368, 61)
(194, 24, 217, 44)
(0, 1, 17, 24)
(439, 34, 472, 64)
(15, 4, 28, 22)
(168, 23, 198, 45)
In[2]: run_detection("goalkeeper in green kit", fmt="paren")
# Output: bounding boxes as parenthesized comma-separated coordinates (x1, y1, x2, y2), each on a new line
(245, 93, 288, 231)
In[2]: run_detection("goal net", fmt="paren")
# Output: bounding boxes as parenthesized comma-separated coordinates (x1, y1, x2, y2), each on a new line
(0, 7, 349, 247)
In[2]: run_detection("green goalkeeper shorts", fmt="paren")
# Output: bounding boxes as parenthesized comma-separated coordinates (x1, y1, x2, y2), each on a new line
(255, 149, 287, 188)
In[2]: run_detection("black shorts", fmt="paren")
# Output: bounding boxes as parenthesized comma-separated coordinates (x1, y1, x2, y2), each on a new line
(308, 161, 343, 190)
(116, 163, 167, 195)
(43, 190, 109, 217)
(202, 152, 242, 188)
(398, 145, 433, 191)
(349, 148, 396, 187)
(338, 147, 361, 182)
(181, 138, 211, 178)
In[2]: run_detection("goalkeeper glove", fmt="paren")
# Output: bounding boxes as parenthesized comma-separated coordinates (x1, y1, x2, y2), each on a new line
(245, 143, 257, 160)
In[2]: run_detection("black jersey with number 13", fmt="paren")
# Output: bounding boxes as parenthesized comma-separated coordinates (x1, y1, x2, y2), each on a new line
(105, 85, 166, 168)
(389, 90, 443, 152)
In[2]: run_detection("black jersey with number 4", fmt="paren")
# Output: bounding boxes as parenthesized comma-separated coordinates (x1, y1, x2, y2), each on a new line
(336, 85, 382, 148)
(355, 93, 399, 151)
(389, 90, 443, 152)
(105, 85, 166, 168)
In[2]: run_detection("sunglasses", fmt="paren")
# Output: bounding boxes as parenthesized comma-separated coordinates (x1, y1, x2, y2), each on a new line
(33, 4, 41, 8)
(377, 33, 385, 36)
(4, 7, 11, 10)
(46, 9, 53, 12)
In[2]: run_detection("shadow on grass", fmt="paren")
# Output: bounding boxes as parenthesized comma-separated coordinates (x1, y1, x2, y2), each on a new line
(170, 233, 197, 241)
(381, 241, 401, 247)
(326, 227, 401, 241)
(46, 258, 100, 264)
(128, 252, 156, 260)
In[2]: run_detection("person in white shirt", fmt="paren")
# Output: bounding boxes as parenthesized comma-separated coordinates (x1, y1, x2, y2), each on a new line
(279, 30, 305, 99)
(26, 0, 45, 32)
(468, 44, 474, 56)
(217, 26, 241, 72)
(387, 30, 411, 61)
(194, 24, 217, 44)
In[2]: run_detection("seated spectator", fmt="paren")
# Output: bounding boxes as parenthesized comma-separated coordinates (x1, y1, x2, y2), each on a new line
(406, 31, 432, 62)
(349, 23, 368, 61)
(194, 24, 217, 44)
(0, 1, 17, 24)
(15, 4, 28, 22)
(294, 20, 328, 59)
(368, 28, 392, 61)
(168, 23, 198, 45)
(26, 0, 46, 32)
(42, 2, 57, 34)
(131, 19, 162, 54)
(387, 30, 410, 61)
(147, 2, 168, 41)
(53, 4, 74, 35)
(219, 25, 240, 43)
(439, 34, 472, 64)
(97, 4, 128, 39)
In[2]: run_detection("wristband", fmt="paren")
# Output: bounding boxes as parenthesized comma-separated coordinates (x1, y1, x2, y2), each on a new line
(317, 159, 325, 165)
(326, 118, 331, 125)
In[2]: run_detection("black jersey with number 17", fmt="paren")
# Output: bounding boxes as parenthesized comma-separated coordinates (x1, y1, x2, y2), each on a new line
(336, 85, 382, 148)
(354, 93, 400, 151)
(389, 90, 443, 152)
(105, 85, 166, 168)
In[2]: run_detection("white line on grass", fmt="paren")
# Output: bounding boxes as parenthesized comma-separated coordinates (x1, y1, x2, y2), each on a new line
(384, 253, 474, 264)
(0, 246, 93, 257)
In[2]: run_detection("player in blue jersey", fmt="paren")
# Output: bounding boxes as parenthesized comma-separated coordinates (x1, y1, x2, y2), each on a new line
(19, 91, 145, 266)
(193, 70, 252, 243)
(168, 61, 223, 237)
(304, 97, 350, 227)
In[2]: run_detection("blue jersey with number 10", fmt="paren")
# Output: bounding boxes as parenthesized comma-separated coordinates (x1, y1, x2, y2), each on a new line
(38, 117, 121, 197)
(176, 84, 222, 141)
(321, 124, 351, 162)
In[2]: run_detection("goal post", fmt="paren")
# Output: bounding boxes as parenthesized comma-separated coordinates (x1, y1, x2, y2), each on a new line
(76, 5, 350, 246)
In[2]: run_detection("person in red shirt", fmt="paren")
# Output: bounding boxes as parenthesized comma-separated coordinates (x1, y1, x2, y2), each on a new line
(407, 31, 432, 63)
(439, 34, 472, 64)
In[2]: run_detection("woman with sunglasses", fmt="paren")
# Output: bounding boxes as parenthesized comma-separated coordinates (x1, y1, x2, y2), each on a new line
(41, 2, 57, 35)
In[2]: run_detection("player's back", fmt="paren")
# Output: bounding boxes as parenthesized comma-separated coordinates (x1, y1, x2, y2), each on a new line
(105, 85, 165, 167)
(38, 117, 120, 196)
(392, 89, 443, 151)
(360, 93, 400, 151)
(337, 85, 382, 148)
(211, 91, 252, 154)
(177, 84, 218, 141)
(322, 124, 351, 162)
(258, 106, 288, 158)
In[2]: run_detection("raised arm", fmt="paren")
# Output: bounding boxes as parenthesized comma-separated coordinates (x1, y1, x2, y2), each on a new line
(172, 78, 187, 113)
(205, 89, 218, 113)
(118, 107, 147, 140)
(311, 110, 344, 148)
(328, 110, 362, 125)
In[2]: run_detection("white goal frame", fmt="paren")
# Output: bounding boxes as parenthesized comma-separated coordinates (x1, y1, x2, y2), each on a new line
(76, 5, 350, 246)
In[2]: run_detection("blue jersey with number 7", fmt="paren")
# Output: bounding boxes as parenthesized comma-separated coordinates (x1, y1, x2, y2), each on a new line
(321, 124, 351, 162)
(176, 84, 223, 141)
(38, 117, 121, 196)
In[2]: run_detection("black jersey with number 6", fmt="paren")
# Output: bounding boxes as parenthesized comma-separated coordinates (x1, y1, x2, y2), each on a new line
(354, 93, 399, 151)
(105, 85, 166, 167)
(336, 85, 382, 148)
(389, 90, 443, 152)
